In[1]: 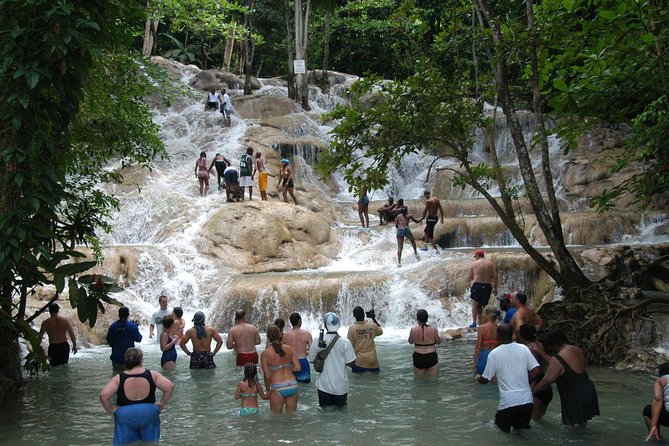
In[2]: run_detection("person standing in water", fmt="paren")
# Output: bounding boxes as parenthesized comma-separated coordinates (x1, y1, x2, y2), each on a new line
(179, 311, 223, 369)
(227, 309, 262, 366)
(358, 187, 370, 228)
(467, 249, 498, 328)
(254, 152, 273, 201)
(282, 312, 313, 383)
(278, 159, 298, 204)
(39, 303, 77, 366)
(408, 309, 441, 377)
(235, 363, 269, 416)
(220, 89, 232, 127)
(208, 153, 231, 190)
(395, 200, 422, 267)
(195, 151, 210, 197)
(420, 190, 444, 253)
(239, 147, 254, 201)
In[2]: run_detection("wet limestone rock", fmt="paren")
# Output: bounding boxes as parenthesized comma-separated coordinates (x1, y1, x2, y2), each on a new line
(189, 69, 261, 92)
(199, 201, 339, 273)
(233, 94, 301, 120)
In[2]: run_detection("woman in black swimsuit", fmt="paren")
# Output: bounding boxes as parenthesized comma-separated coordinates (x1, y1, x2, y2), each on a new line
(408, 309, 441, 377)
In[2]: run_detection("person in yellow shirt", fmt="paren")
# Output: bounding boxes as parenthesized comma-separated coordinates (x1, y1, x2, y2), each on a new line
(347, 306, 383, 373)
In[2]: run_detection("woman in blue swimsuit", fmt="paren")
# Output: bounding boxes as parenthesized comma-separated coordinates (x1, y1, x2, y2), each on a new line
(261, 324, 301, 413)
(357, 187, 370, 228)
(160, 316, 179, 370)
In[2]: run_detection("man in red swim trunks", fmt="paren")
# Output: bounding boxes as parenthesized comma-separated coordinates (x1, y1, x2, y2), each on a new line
(226, 309, 261, 366)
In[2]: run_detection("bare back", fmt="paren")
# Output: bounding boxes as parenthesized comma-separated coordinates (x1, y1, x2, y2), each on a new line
(40, 316, 72, 344)
(185, 326, 221, 352)
(282, 328, 312, 359)
(468, 258, 496, 284)
(227, 322, 261, 354)
(408, 324, 441, 354)
(423, 197, 441, 217)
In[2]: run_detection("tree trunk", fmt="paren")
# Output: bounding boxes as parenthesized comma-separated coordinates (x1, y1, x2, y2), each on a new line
(294, 0, 311, 110)
(243, 0, 255, 95)
(476, 0, 592, 291)
(223, 22, 237, 72)
(285, 0, 296, 100)
(321, 9, 332, 93)
(141, 1, 159, 57)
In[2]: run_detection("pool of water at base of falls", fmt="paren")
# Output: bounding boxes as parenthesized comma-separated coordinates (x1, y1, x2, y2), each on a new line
(1, 334, 654, 446)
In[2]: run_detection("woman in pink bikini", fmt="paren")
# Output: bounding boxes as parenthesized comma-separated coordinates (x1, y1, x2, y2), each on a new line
(195, 151, 209, 197)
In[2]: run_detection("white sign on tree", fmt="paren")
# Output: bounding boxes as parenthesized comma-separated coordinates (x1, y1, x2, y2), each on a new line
(293, 59, 306, 74)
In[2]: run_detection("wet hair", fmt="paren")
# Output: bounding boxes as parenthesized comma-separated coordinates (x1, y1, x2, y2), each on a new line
(353, 306, 365, 322)
(659, 363, 669, 376)
(497, 323, 513, 342)
(388, 197, 394, 203)
(173, 307, 183, 319)
(423, 190, 431, 197)
(274, 318, 285, 331)
(162, 315, 174, 329)
(267, 324, 285, 357)
(200, 151, 206, 158)
(246, 147, 253, 155)
(118, 307, 130, 320)
(416, 309, 429, 324)
(499, 299, 510, 310)
(243, 363, 259, 386)
(158, 295, 168, 303)
(519, 323, 537, 342)
(124, 347, 143, 369)
(235, 309, 246, 322)
(289, 312, 301, 326)
(483, 305, 500, 320)
(397, 199, 404, 206)
(539, 329, 569, 353)
(48, 303, 60, 314)
(255, 152, 262, 159)
(515, 292, 527, 305)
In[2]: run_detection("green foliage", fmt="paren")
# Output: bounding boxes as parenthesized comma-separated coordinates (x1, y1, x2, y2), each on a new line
(317, 67, 483, 192)
(0, 0, 169, 377)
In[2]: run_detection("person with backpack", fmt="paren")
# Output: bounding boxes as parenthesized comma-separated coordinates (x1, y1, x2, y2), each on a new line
(308, 312, 356, 408)
(239, 147, 254, 201)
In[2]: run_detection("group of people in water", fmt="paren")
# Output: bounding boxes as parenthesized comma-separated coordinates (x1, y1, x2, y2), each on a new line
(194, 146, 297, 204)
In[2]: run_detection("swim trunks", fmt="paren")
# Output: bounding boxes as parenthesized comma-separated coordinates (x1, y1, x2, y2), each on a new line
(48, 342, 70, 366)
(239, 407, 260, 416)
(396, 227, 413, 238)
(258, 171, 268, 192)
(476, 349, 493, 375)
(425, 216, 438, 238)
(271, 380, 298, 398)
(239, 176, 253, 187)
(470, 282, 493, 311)
(317, 389, 348, 408)
(358, 195, 369, 205)
(534, 384, 553, 406)
(643, 404, 669, 427)
(294, 357, 311, 383)
(189, 351, 216, 369)
(236, 351, 259, 367)
(281, 178, 295, 188)
(114, 403, 160, 446)
(351, 365, 380, 373)
(206, 101, 218, 110)
(495, 402, 533, 433)
(412, 351, 438, 370)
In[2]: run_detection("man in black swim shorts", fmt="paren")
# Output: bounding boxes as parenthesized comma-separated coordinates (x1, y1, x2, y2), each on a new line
(467, 249, 498, 327)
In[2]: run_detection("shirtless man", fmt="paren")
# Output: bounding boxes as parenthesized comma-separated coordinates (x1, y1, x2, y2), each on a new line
(420, 190, 444, 253)
(395, 200, 423, 267)
(467, 249, 498, 328)
(226, 309, 261, 366)
(277, 159, 298, 204)
(39, 303, 78, 366)
(510, 291, 543, 338)
(378, 197, 397, 225)
(179, 311, 223, 369)
(208, 153, 231, 190)
(254, 152, 274, 201)
(282, 312, 313, 383)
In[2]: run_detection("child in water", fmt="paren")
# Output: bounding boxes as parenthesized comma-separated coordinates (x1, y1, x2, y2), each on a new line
(235, 363, 268, 416)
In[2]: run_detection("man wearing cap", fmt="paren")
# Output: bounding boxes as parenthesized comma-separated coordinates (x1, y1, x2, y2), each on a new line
(308, 312, 356, 408)
(468, 249, 498, 328)
(180, 311, 223, 369)
(497, 294, 517, 324)
(226, 309, 261, 366)
(39, 303, 78, 366)
(278, 159, 298, 204)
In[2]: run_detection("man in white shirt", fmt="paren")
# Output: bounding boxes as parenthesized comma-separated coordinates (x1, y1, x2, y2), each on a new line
(308, 312, 356, 408)
(220, 89, 232, 127)
(149, 295, 172, 342)
(477, 323, 540, 433)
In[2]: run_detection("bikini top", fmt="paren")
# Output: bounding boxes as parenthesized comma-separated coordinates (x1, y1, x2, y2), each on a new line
(117, 369, 156, 406)
(414, 324, 436, 346)
(268, 363, 293, 371)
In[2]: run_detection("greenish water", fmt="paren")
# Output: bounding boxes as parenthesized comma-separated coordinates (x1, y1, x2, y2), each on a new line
(0, 334, 655, 445)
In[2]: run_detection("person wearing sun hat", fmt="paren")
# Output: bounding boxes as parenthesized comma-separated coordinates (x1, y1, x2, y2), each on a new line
(308, 312, 356, 408)
(467, 249, 498, 328)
